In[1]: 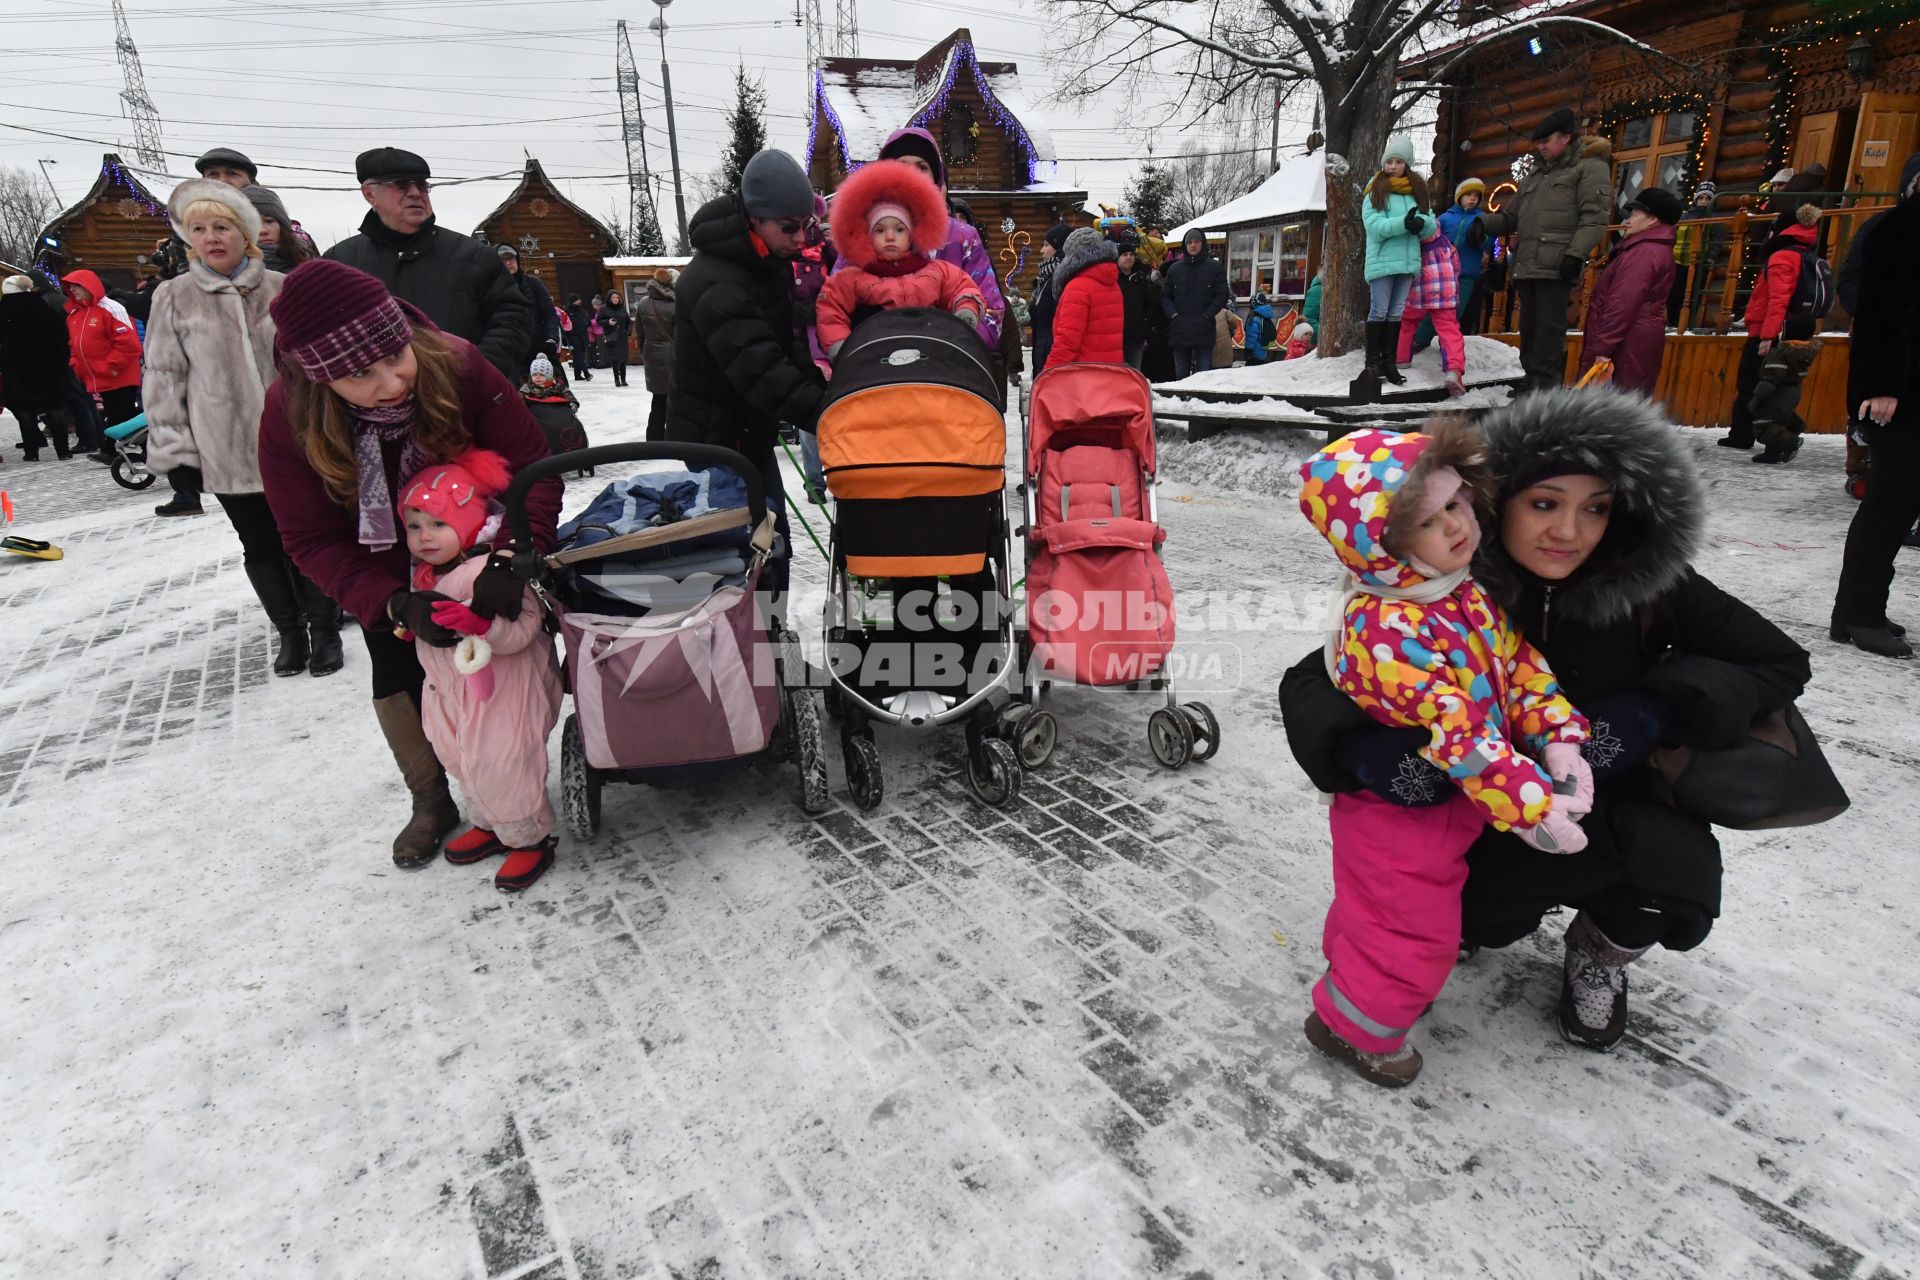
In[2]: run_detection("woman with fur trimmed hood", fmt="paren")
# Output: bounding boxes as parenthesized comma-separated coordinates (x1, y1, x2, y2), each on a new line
(1283, 390, 1809, 1059)
(1044, 226, 1124, 368)
(816, 159, 984, 360)
(145, 178, 345, 678)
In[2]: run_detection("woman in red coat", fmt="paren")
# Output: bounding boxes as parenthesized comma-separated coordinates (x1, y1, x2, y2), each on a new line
(1044, 227, 1125, 368)
(63, 268, 144, 423)
(1578, 188, 1679, 396)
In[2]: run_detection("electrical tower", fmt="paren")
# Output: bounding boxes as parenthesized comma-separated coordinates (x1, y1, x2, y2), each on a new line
(112, 0, 165, 168)
(832, 0, 858, 56)
(614, 20, 666, 255)
(798, 0, 824, 72)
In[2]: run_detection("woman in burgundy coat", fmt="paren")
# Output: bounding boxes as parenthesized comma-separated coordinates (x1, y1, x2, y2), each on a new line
(1578, 188, 1680, 395)
(259, 261, 563, 871)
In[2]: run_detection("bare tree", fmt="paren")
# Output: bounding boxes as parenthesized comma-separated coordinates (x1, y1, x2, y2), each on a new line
(0, 166, 58, 273)
(1162, 147, 1266, 230)
(1048, 0, 1696, 356)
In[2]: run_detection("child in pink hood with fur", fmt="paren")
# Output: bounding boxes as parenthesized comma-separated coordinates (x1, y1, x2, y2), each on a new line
(398, 449, 564, 892)
(816, 159, 983, 359)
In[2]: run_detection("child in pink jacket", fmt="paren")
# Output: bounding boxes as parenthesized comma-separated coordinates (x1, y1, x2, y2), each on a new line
(1397, 229, 1468, 397)
(398, 450, 564, 893)
(817, 159, 983, 359)
(1296, 422, 1594, 1086)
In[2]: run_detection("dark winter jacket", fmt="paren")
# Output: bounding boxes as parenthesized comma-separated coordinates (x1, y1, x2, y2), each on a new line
(1029, 257, 1062, 365)
(257, 326, 562, 631)
(324, 212, 533, 383)
(599, 296, 633, 361)
(666, 193, 826, 455)
(514, 269, 557, 355)
(1161, 243, 1229, 347)
(635, 280, 676, 394)
(1578, 222, 1676, 394)
(1846, 186, 1918, 412)
(1116, 263, 1159, 349)
(1742, 220, 1820, 342)
(0, 290, 73, 416)
(1475, 136, 1613, 282)
(1280, 389, 1809, 948)
(1748, 340, 1820, 425)
(1047, 236, 1124, 368)
(565, 302, 594, 351)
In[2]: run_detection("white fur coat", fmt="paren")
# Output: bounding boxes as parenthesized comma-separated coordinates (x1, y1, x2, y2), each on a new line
(142, 257, 284, 495)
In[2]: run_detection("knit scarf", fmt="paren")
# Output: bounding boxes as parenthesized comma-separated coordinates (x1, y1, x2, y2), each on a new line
(1320, 563, 1472, 682)
(349, 397, 425, 552)
(1386, 176, 1414, 195)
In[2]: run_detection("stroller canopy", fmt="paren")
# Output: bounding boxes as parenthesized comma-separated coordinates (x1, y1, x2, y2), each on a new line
(1027, 363, 1157, 477)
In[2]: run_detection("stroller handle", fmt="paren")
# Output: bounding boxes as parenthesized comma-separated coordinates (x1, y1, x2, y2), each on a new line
(502, 442, 769, 568)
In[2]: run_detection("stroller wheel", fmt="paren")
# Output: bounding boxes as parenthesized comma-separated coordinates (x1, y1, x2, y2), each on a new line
(967, 736, 1022, 808)
(1014, 709, 1058, 770)
(844, 733, 883, 812)
(823, 682, 845, 723)
(560, 713, 601, 839)
(1147, 706, 1194, 770)
(1181, 703, 1220, 763)
(110, 454, 156, 490)
(791, 689, 831, 814)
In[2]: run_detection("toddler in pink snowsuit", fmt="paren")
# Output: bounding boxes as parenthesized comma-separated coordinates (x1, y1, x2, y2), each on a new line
(1296, 423, 1595, 1086)
(398, 450, 564, 893)
(1397, 229, 1469, 397)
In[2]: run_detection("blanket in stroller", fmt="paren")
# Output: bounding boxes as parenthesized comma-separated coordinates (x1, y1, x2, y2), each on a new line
(555, 467, 759, 615)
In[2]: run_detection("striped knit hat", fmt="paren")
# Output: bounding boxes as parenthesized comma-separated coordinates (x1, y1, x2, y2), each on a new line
(269, 259, 414, 383)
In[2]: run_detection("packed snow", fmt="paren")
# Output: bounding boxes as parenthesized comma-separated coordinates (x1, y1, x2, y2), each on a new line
(1160, 333, 1525, 399)
(3, 374, 1917, 1278)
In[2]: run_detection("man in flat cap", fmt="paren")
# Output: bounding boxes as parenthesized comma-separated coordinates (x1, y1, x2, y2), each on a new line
(1472, 107, 1613, 390)
(324, 147, 532, 381)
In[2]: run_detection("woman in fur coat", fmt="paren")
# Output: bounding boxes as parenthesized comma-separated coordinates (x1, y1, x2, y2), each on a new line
(1282, 390, 1809, 1052)
(144, 178, 345, 677)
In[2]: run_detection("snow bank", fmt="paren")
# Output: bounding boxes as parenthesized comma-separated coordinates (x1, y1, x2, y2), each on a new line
(1161, 336, 1524, 399)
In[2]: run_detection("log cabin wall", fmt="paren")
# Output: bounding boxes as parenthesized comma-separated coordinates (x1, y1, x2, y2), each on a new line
(39, 155, 172, 291)
(474, 161, 615, 307)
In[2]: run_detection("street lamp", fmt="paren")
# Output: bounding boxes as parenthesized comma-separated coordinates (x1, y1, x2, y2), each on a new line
(37, 158, 59, 205)
(648, 0, 690, 253)
(1845, 35, 1874, 80)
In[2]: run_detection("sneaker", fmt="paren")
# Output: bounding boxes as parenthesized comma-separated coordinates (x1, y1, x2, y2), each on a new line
(495, 837, 557, 892)
(1556, 912, 1650, 1051)
(444, 826, 508, 865)
(154, 496, 204, 517)
(1303, 1010, 1422, 1087)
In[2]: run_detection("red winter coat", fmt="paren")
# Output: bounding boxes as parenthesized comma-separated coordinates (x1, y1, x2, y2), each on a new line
(1742, 221, 1818, 342)
(257, 326, 563, 630)
(1578, 223, 1676, 395)
(63, 269, 143, 393)
(1046, 261, 1125, 368)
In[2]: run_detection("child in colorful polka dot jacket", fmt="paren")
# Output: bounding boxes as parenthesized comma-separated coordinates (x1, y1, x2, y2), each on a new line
(1295, 421, 1595, 1087)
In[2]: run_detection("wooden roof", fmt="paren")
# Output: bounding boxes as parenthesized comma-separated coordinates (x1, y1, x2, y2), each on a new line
(471, 157, 615, 246)
(41, 153, 169, 241)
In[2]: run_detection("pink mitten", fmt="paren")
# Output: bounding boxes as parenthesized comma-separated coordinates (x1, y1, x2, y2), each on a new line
(1513, 804, 1588, 855)
(430, 599, 492, 637)
(1544, 742, 1595, 819)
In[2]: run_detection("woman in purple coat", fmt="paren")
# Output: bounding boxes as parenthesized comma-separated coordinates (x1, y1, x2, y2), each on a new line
(1578, 188, 1680, 395)
(866, 127, 1007, 349)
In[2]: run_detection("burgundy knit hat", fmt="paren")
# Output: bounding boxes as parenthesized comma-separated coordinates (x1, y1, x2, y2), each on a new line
(270, 259, 413, 382)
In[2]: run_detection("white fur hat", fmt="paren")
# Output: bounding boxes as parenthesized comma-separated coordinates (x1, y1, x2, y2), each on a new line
(167, 177, 262, 247)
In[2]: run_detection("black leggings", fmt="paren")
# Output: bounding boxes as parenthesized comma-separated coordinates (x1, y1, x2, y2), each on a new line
(214, 492, 285, 564)
(366, 624, 426, 705)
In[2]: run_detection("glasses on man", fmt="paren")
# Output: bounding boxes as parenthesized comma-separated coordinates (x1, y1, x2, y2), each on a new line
(771, 216, 815, 237)
(372, 178, 431, 195)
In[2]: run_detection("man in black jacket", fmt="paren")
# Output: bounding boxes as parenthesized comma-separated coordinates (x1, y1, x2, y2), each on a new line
(1161, 229, 1228, 378)
(325, 148, 532, 382)
(496, 244, 556, 366)
(667, 148, 826, 598)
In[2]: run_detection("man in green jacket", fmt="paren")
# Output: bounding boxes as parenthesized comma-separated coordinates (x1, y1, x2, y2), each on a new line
(1474, 108, 1613, 391)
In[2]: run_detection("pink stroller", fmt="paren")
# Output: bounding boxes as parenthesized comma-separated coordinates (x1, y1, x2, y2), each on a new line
(1021, 363, 1219, 768)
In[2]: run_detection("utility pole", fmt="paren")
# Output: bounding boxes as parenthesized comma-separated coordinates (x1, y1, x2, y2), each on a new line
(648, 1, 689, 253)
(111, 0, 165, 168)
(1269, 78, 1281, 173)
(37, 159, 59, 205)
(615, 20, 664, 254)
(833, 0, 859, 55)
(799, 0, 824, 77)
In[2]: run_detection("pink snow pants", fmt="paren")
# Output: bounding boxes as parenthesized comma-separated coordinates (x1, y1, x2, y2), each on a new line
(1312, 790, 1483, 1053)
(1399, 306, 1465, 375)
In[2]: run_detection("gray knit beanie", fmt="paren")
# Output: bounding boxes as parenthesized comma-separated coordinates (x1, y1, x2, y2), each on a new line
(740, 150, 815, 220)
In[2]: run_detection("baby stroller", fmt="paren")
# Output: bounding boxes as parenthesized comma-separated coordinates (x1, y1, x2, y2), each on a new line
(1021, 362, 1219, 769)
(518, 358, 592, 475)
(817, 308, 1029, 810)
(501, 442, 830, 839)
(101, 411, 155, 491)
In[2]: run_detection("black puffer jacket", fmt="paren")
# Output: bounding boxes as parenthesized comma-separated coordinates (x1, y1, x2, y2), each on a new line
(666, 194, 826, 455)
(325, 213, 533, 383)
(1117, 263, 1160, 348)
(1847, 161, 1920, 414)
(515, 269, 557, 355)
(0, 290, 72, 416)
(1280, 389, 1809, 948)
(1161, 245, 1228, 347)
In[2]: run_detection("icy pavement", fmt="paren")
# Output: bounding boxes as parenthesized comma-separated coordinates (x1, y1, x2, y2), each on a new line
(4, 380, 1919, 1279)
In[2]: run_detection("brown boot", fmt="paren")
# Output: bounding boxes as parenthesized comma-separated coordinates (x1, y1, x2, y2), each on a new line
(372, 693, 460, 868)
(1303, 1011, 1423, 1088)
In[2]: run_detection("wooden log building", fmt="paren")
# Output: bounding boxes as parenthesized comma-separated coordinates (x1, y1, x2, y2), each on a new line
(472, 157, 617, 309)
(1401, 0, 1920, 430)
(806, 29, 1090, 305)
(35, 153, 172, 291)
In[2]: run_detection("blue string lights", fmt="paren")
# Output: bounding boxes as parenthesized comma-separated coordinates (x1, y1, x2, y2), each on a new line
(35, 155, 169, 284)
(905, 39, 1040, 186)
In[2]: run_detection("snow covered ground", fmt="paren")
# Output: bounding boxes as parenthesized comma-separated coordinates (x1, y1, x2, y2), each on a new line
(1159, 335, 1525, 399)
(3, 377, 1918, 1279)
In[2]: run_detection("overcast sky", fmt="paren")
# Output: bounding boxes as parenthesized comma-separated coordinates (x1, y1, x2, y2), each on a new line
(0, 0, 1324, 252)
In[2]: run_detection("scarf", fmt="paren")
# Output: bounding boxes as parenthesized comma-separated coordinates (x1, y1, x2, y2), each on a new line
(1386, 176, 1413, 194)
(349, 397, 425, 552)
(1321, 564, 1472, 682)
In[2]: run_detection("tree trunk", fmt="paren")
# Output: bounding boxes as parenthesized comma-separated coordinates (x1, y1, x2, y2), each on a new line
(1315, 59, 1399, 358)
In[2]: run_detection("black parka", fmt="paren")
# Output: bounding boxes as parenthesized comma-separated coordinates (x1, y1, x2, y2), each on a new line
(0, 291, 72, 416)
(515, 269, 557, 356)
(1847, 171, 1919, 415)
(1279, 389, 1809, 951)
(666, 195, 826, 456)
(1161, 245, 1228, 347)
(1117, 263, 1160, 348)
(325, 212, 533, 383)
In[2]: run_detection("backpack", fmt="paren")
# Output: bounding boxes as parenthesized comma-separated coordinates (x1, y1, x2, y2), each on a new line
(1788, 247, 1835, 320)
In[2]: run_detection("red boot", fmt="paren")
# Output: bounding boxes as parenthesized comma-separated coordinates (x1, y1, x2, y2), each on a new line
(495, 838, 556, 893)
(443, 827, 507, 865)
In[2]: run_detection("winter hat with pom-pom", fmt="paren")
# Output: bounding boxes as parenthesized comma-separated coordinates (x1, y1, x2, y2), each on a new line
(398, 449, 514, 551)
(828, 159, 949, 267)
(168, 177, 262, 248)
(528, 353, 556, 385)
(1795, 202, 1820, 227)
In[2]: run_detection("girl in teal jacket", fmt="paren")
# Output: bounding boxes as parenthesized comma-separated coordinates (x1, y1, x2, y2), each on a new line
(1360, 136, 1434, 385)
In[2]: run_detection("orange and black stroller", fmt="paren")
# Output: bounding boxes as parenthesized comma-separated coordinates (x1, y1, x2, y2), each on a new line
(816, 309, 1032, 809)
